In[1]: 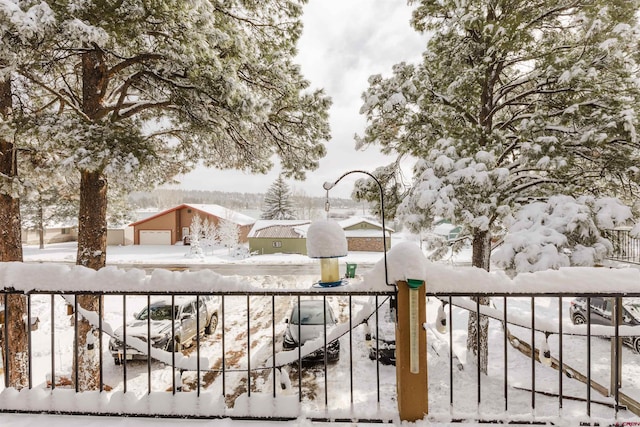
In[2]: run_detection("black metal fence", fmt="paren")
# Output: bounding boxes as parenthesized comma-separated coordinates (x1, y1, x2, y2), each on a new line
(2, 288, 640, 424)
(0, 288, 396, 422)
(606, 228, 640, 264)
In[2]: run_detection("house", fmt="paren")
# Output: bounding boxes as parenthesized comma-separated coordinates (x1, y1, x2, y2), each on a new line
(248, 220, 311, 255)
(339, 217, 393, 252)
(21, 223, 78, 245)
(247, 217, 393, 255)
(106, 225, 134, 246)
(129, 203, 255, 245)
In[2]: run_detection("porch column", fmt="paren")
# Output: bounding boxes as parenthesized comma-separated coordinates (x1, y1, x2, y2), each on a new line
(396, 279, 428, 421)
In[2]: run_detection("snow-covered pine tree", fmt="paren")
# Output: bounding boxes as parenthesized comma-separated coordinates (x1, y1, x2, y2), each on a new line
(0, 0, 58, 390)
(202, 218, 218, 255)
(218, 218, 240, 254)
(357, 0, 640, 373)
(261, 175, 296, 220)
(188, 214, 204, 258)
(2, 0, 330, 390)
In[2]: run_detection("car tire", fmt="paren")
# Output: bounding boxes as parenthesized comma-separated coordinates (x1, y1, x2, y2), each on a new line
(634, 338, 640, 354)
(572, 314, 586, 325)
(168, 339, 182, 353)
(205, 313, 218, 335)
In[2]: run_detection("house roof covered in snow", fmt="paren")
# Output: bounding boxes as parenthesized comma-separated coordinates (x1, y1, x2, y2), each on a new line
(247, 220, 311, 238)
(129, 203, 255, 227)
(338, 217, 394, 234)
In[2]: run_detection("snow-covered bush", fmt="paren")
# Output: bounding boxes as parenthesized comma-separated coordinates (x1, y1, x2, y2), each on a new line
(493, 196, 634, 273)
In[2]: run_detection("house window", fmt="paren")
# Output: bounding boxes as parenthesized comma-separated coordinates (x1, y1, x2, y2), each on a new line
(61, 228, 69, 234)
(272, 241, 282, 248)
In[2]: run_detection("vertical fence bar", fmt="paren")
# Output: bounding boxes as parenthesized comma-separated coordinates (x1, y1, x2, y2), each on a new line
(147, 294, 151, 394)
(222, 295, 226, 398)
(322, 296, 327, 407)
(476, 297, 481, 406)
(614, 297, 620, 417)
(375, 295, 380, 403)
(196, 295, 201, 397)
(503, 297, 508, 412)
(558, 296, 563, 410)
(50, 294, 55, 391)
(3, 293, 8, 388)
(123, 295, 127, 393)
(531, 297, 535, 411)
(171, 294, 176, 395)
(74, 295, 78, 393)
(586, 296, 591, 416)
(27, 294, 32, 389)
(247, 295, 251, 397)
(449, 296, 453, 408)
(272, 295, 276, 398)
(298, 295, 302, 402)
(349, 295, 353, 404)
(98, 294, 103, 393)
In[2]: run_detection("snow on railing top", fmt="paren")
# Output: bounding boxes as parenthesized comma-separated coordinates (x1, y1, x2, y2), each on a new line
(2, 240, 640, 294)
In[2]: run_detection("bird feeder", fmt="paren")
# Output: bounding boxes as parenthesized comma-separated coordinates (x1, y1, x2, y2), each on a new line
(306, 219, 348, 287)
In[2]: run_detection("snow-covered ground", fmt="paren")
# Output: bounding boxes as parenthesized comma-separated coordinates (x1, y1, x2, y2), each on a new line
(3, 239, 640, 426)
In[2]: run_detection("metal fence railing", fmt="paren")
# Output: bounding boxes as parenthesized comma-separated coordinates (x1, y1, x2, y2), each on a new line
(606, 228, 640, 264)
(0, 288, 396, 422)
(426, 291, 640, 424)
(2, 288, 640, 424)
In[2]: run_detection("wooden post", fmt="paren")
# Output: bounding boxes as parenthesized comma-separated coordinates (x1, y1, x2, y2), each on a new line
(396, 279, 428, 421)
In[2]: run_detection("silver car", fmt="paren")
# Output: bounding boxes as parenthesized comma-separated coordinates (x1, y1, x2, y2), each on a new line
(109, 295, 219, 365)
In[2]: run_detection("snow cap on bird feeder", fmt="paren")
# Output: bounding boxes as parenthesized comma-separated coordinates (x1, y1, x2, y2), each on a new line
(306, 219, 348, 287)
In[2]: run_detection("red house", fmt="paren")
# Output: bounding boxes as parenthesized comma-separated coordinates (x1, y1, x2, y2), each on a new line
(129, 203, 255, 245)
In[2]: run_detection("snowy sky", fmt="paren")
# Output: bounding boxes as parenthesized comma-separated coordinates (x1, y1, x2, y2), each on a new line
(170, 0, 428, 199)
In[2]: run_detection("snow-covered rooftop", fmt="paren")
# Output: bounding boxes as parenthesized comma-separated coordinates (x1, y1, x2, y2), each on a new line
(185, 204, 255, 226)
(247, 220, 311, 238)
(129, 204, 255, 227)
(339, 216, 394, 233)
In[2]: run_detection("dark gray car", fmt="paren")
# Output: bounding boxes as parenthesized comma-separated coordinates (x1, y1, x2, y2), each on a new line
(283, 300, 340, 362)
(569, 297, 640, 353)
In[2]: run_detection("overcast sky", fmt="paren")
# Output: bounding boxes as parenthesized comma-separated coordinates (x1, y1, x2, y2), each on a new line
(172, 0, 428, 199)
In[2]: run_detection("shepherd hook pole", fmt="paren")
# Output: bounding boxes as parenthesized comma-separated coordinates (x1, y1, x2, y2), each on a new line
(323, 170, 391, 287)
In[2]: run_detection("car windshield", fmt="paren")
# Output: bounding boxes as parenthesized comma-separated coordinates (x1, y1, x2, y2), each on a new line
(136, 304, 177, 321)
(291, 303, 333, 325)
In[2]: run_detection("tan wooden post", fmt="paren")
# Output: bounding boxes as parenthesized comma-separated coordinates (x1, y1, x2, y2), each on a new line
(395, 279, 428, 421)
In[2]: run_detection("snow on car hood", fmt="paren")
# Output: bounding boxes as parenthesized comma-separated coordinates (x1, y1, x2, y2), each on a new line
(113, 319, 175, 338)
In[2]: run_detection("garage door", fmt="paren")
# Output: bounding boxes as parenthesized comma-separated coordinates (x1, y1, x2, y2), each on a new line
(139, 230, 171, 245)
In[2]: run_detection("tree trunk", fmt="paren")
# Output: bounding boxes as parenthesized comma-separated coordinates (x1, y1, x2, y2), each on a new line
(467, 229, 491, 374)
(0, 76, 29, 389)
(70, 48, 110, 391)
(73, 170, 107, 390)
(76, 170, 107, 269)
(37, 200, 44, 249)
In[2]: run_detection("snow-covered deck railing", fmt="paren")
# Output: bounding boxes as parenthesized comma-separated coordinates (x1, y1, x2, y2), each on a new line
(606, 228, 640, 265)
(3, 260, 640, 423)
